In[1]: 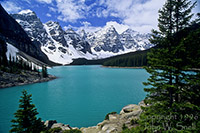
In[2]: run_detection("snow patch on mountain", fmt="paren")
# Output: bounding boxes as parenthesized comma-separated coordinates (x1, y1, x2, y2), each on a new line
(42, 23, 96, 64)
(6, 43, 18, 60)
(11, 9, 153, 65)
(18, 9, 35, 15)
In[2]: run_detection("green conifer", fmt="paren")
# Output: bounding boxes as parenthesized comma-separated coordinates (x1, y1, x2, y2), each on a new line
(10, 90, 46, 133)
(42, 66, 48, 78)
(136, 0, 199, 132)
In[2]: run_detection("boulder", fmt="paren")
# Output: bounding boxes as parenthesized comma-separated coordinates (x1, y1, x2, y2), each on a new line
(80, 126, 100, 133)
(51, 123, 64, 129)
(101, 123, 119, 132)
(61, 125, 71, 130)
(108, 114, 119, 121)
(51, 123, 71, 130)
(44, 120, 57, 128)
(120, 104, 141, 114)
(44, 101, 145, 133)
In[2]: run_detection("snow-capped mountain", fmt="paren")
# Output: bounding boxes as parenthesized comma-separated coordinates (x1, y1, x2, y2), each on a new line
(65, 28, 92, 54)
(11, 9, 153, 65)
(0, 4, 54, 66)
(12, 10, 50, 46)
(11, 10, 95, 64)
(88, 25, 123, 53)
(120, 29, 153, 52)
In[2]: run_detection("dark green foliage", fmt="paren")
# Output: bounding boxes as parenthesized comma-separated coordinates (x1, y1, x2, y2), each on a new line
(181, 24, 200, 68)
(104, 112, 117, 120)
(103, 50, 149, 67)
(136, 0, 200, 132)
(122, 123, 128, 130)
(122, 126, 143, 133)
(47, 127, 62, 133)
(70, 49, 150, 67)
(0, 38, 40, 73)
(0, 38, 8, 66)
(42, 66, 48, 78)
(10, 90, 46, 133)
(130, 118, 139, 125)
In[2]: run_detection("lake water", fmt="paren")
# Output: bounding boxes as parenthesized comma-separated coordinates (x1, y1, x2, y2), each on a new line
(0, 65, 149, 132)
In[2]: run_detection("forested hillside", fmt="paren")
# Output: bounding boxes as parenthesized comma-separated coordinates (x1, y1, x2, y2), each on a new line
(103, 49, 149, 67)
(70, 48, 150, 67)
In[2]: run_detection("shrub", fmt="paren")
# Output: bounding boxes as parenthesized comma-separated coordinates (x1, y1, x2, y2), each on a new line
(122, 123, 128, 130)
(130, 118, 139, 125)
(48, 127, 62, 133)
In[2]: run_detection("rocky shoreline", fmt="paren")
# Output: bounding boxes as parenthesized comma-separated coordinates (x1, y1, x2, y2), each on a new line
(0, 70, 56, 88)
(44, 101, 147, 133)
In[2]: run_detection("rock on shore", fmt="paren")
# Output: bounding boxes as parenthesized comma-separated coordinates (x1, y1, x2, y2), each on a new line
(81, 101, 147, 133)
(0, 70, 56, 88)
(45, 101, 147, 133)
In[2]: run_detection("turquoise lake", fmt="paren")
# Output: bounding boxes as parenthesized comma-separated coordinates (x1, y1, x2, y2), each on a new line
(0, 65, 149, 132)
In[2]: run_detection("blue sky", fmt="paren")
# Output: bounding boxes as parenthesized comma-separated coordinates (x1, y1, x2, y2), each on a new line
(1, 0, 199, 33)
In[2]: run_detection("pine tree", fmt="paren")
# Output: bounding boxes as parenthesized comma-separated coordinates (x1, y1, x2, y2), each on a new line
(136, 0, 199, 132)
(10, 90, 46, 133)
(42, 66, 48, 78)
(0, 39, 8, 67)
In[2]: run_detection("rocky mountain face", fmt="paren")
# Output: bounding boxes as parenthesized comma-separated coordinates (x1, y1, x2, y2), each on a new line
(11, 9, 153, 65)
(88, 25, 124, 53)
(0, 5, 56, 66)
(65, 28, 92, 54)
(11, 10, 95, 64)
(120, 29, 152, 51)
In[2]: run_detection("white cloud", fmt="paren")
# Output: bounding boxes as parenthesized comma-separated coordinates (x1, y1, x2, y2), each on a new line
(79, 21, 101, 33)
(55, 0, 87, 22)
(49, 6, 57, 12)
(192, 0, 200, 19)
(23, 0, 31, 4)
(66, 21, 129, 34)
(97, 0, 166, 33)
(81, 21, 91, 27)
(46, 13, 52, 17)
(1, 1, 22, 13)
(36, 0, 53, 4)
(79, 26, 102, 33)
(64, 23, 101, 33)
(63, 25, 78, 31)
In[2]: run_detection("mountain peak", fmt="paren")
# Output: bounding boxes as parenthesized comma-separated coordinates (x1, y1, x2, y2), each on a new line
(18, 9, 35, 15)
(123, 28, 137, 34)
(95, 25, 118, 36)
(65, 28, 76, 34)
(79, 29, 87, 39)
(106, 25, 116, 30)
(45, 21, 60, 27)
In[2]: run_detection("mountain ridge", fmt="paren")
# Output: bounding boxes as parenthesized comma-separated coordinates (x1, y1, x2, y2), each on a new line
(10, 9, 153, 65)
